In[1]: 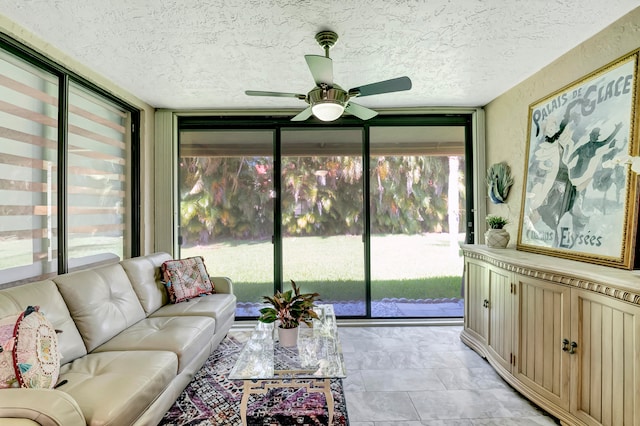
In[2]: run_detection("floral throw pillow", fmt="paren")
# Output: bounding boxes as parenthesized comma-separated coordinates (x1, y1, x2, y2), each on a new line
(0, 306, 61, 389)
(161, 256, 215, 303)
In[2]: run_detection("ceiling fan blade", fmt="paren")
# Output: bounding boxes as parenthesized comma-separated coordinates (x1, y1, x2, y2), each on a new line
(349, 76, 412, 97)
(345, 102, 378, 120)
(245, 90, 306, 99)
(305, 55, 333, 85)
(291, 106, 313, 121)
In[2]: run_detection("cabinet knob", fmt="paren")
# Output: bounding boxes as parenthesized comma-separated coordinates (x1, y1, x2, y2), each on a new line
(562, 338, 569, 352)
(569, 341, 578, 355)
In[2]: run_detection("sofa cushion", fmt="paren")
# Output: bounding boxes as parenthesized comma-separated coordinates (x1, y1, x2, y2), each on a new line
(54, 263, 146, 352)
(161, 256, 214, 303)
(91, 316, 216, 373)
(151, 293, 236, 335)
(2, 307, 61, 389)
(0, 387, 86, 426)
(120, 252, 172, 315)
(58, 350, 177, 426)
(0, 281, 87, 365)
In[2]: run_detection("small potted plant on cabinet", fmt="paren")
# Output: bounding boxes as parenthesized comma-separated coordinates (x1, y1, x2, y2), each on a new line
(258, 280, 320, 347)
(485, 215, 510, 248)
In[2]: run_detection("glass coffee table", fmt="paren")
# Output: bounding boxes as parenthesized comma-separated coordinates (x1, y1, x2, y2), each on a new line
(229, 304, 346, 425)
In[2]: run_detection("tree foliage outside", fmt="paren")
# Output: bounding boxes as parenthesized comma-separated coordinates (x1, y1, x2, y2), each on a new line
(371, 155, 464, 234)
(180, 156, 274, 245)
(179, 154, 465, 245)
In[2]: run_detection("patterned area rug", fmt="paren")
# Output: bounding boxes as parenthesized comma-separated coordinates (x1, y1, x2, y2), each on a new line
(159, 333, 349, 425)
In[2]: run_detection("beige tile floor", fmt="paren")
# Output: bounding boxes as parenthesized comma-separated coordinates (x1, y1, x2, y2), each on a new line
(339, 325, 560, 425)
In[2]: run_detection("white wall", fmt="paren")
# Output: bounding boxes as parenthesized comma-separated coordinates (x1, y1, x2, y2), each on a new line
(484, 6, 640, 246)
(0, 14, 156, 254)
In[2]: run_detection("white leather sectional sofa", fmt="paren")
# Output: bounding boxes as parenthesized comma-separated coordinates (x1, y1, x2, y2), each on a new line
(0, 252, 236, 426)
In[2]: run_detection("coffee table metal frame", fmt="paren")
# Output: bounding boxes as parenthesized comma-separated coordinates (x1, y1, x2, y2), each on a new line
(229, 304, 346, 426)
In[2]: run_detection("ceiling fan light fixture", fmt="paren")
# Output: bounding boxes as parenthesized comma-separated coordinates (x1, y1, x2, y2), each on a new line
(308, 85, 348, 121)
(311, 102, 345, 121)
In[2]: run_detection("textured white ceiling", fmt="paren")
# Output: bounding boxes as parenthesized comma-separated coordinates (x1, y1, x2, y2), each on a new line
(2, 1, 638, 110)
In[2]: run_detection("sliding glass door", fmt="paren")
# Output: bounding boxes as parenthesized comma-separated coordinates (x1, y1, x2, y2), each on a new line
(281, 128, 366, 316)
(177, 115, 473, 319)
(369, 126, 466, 317)
(179, 129, 275, 316)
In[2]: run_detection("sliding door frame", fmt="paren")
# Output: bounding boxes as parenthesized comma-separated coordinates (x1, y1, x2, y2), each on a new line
(158, 109, 486, 318)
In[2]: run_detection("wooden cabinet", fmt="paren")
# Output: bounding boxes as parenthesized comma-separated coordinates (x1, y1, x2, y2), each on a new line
(463, 258, 515, 374)
(464, 257, 489, 346)
(514, 274, 571, 411)
(461, 245, 640, 426)
(486, 265, 514, 372)
(570, 289, 640, 426)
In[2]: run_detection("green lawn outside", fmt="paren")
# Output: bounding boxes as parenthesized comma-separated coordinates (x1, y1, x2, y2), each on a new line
(183, 233, 464, 303)
(229, 277, 463, 303)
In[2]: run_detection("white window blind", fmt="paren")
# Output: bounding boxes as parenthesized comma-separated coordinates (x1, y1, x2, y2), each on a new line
(0, 49, 59, 284)
(67, 82, 129, 270)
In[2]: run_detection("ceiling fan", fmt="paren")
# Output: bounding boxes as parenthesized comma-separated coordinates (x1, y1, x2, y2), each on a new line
(245, 31, 412, 122)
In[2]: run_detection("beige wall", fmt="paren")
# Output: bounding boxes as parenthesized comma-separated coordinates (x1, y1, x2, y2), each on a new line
(0, 14, 156, 254)
(484, 6, 640, 246)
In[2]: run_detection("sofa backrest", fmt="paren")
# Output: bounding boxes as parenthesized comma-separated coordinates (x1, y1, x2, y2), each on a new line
(120, 252, 172, 315)
(0, 280, 87, 365)
(53, 263, 146, 352)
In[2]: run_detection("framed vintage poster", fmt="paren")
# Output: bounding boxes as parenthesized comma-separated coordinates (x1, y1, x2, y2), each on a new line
(517, 51, 640, 269)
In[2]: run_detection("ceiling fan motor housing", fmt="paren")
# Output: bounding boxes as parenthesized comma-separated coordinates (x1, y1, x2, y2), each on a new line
(308, 84, 348, 107)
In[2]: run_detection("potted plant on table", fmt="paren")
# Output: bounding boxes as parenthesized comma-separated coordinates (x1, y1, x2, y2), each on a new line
(258, 280, 320, 347)
(485, 214, 510, 248)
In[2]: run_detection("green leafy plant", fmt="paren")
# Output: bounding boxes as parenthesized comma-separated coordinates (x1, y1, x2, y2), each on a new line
(486, 215, 509, 229)
(258, 280, 320, 329)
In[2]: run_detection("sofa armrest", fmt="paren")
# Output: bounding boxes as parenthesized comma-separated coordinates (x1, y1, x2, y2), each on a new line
(0, 389, 85, 426)
(210, 276, 234, 294)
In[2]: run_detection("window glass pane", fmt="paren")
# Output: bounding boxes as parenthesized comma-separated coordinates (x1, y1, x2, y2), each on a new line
(179, 130, 275, 317)
(0, 49, 58, 286)
(281, 128, 366, 317)
(370, 126, 466, 317)
(67, 82, 129, 270)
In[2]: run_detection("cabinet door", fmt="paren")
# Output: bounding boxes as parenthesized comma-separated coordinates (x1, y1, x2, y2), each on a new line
(464, 258, 489, 345)
(486, 265, 515, 372)
(514, 275, 571, 410)
(570, 289, 640, 426)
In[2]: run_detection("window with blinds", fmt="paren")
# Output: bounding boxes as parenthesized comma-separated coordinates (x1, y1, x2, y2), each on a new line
(67, 83, 129, 271)
(0, 38, 136, 287)
(0, 49, 59, 284)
